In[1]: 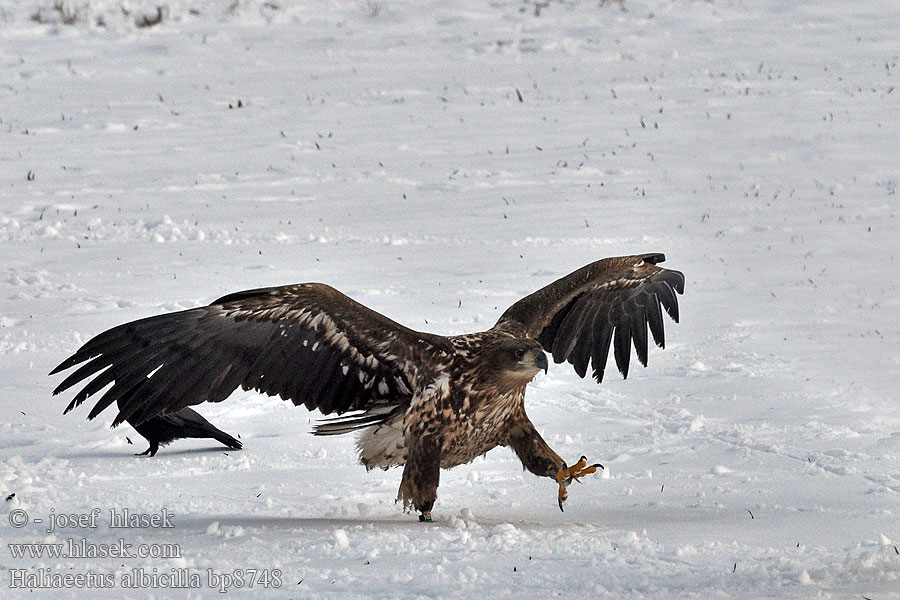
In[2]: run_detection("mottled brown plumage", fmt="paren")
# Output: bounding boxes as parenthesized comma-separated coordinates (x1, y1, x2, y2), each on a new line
(51, 253, 684, 518)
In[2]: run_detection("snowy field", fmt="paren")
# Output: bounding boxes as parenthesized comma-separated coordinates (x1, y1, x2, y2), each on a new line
(2, 0, 899, 597)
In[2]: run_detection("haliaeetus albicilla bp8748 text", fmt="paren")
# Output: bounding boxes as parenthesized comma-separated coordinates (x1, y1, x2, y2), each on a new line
(51, 253, 684, 521)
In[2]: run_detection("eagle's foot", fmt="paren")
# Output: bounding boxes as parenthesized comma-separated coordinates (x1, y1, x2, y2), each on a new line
(418, 512, 433, 523)
(556, 456, 604, 512)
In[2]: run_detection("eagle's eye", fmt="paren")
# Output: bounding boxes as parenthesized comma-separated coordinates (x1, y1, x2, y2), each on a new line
(514, 348, 526, 359)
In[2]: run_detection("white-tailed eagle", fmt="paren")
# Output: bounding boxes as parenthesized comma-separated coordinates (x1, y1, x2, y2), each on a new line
(51, 253, 684, 521)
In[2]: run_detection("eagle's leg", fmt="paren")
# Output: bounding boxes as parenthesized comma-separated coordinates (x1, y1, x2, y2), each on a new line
(397, 435, 441, 522)
(508, 414, 602, 511)
(508, 418, 565, 479)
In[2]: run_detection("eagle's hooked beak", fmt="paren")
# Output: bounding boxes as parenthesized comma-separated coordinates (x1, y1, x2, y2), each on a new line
(515, 347, 548, 376)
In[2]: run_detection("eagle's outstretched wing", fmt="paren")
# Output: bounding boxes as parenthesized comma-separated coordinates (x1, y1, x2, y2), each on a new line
(493, 253, 685, 382)
(51, 283, 450, 427)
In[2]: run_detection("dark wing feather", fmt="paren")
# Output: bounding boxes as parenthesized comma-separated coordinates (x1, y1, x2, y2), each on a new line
(590, 317, 614, 382)
(627, 295, 649, 367)
(646, 293, 666, 348)
(612, 307, 632, 378)
(51, 283, 450, 427)
(495, 253, 685, 382)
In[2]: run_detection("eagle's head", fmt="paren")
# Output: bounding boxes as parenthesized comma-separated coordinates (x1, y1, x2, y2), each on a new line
(475, 337, 548, 391)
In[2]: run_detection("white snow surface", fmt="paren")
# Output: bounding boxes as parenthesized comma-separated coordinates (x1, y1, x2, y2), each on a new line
(1, 0, 899, 598)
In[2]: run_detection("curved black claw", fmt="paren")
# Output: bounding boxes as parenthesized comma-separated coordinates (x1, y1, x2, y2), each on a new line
(579, 463, 604, 477)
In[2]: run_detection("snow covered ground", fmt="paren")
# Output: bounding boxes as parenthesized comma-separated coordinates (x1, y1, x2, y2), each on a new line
(1, 0, 898, 597)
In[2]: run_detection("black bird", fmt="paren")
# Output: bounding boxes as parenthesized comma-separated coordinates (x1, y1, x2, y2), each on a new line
(122, 400, 242, 457)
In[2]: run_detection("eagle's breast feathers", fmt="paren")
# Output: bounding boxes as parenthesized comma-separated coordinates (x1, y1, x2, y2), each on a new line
(359, 332, 537, 471)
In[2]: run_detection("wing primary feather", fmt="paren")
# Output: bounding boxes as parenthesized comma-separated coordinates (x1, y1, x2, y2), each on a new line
(665, 269, 686, 294)
(569, 304, 601, 378)
(646, 293, 665, 348)
(113, 364, 191, 427)
(85, 373, 157, 422)
(63, 322, 225, 410)
(56, 358, 114, 402)
(50, 311, 205, 375)
(49, 325, 141, 375)
(613, 315, 632, 379)
(538, 293, 581, 354)
(656, 281, 680, 322)
(51, 316, 208, 392)
(65, 360, 139, 414)
(551, 293, 593, 364)
(629, 299, 649, 367)
(112, 325, 250, 425)
(590, 317, 613, 383)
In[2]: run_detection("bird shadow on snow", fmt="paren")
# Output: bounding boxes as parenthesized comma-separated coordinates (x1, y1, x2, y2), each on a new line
(171, 508, 725, 537)
(174, 514, 425, 533)
(60, 445, 242, 460)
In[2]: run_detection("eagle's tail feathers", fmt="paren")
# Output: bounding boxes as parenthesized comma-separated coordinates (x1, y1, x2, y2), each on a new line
(312, 404, 401, 436)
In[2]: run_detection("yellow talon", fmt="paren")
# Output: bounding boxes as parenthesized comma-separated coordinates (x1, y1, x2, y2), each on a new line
(557, 456, 587, 483)
(556, 456, 604, 512)
(572, 464, 600, 482)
